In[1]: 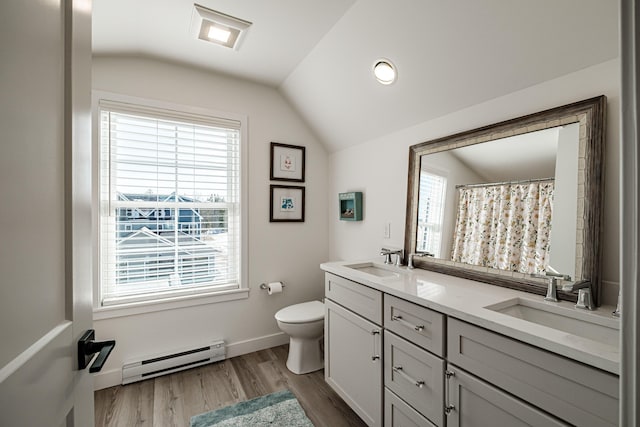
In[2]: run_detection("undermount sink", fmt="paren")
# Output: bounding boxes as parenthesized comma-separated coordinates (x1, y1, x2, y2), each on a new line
(344, 262, 400, 278)
(485, 298, 620, 348)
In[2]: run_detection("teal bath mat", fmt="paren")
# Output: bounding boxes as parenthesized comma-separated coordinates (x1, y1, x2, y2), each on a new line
(190, 389, 314, 427)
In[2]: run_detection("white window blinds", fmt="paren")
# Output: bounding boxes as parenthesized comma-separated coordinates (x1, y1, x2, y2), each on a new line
(416, 171, 447, 257)
(99, 101, 242, 305)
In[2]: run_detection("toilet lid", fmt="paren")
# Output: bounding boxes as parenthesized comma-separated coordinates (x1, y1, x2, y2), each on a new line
(275, 300, 324, 324)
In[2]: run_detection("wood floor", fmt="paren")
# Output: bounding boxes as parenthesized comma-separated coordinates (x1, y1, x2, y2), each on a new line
(94, 344, 367, 427)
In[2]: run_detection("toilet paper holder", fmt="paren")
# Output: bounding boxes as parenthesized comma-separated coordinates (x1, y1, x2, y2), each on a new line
(260, 282, 286, 290)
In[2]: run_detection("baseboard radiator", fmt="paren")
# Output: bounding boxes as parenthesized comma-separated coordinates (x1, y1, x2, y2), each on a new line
(122, 340, 226, 385)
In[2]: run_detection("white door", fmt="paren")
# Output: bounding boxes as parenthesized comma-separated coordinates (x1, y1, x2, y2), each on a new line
(0, 0, 96, 426)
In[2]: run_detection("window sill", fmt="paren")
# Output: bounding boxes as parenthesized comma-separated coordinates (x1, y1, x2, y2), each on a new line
(93, 288, 250, 320)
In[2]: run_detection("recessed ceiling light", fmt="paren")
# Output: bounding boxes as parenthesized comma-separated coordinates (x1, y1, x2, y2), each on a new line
(373, 59, 397, 85)
(208, 26, 232, 43)
(191, 4, 252, 50)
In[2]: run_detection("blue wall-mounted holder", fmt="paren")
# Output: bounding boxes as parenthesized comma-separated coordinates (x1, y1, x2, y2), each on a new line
(339, 192, 363, 221)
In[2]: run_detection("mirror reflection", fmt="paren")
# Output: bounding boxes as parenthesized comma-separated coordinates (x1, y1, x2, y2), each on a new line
(404, 96, 605, 304)
(416, 123, 579, 279)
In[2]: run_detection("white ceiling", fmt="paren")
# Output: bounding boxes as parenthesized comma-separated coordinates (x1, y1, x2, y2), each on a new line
(92, 0, 619, 152)
(451, 127, 562, 183)
(92, 0, 356, 86)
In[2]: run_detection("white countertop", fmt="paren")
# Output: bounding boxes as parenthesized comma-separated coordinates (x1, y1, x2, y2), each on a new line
(320, 260, 620, 375)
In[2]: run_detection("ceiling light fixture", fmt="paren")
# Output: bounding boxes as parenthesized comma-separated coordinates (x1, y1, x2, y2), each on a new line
(208, 26, 232, 43)
(191, 4, 252, 50)
(373, 59, 397, 85)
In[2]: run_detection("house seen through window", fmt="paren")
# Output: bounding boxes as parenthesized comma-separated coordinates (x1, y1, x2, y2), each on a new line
(99, 101, 242, 306)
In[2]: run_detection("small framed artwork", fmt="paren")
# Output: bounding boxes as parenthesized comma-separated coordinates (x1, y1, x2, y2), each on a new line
(270, 185, 305, 222)
(270, 142, 305, 182)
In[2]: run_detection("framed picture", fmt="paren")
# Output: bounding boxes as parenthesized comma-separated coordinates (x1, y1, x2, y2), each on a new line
(270, 142, 305, 182)
(270, 185, 305, 222)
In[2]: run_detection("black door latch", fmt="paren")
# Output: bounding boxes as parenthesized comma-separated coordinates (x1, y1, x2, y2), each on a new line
(78, 329, 116, 373)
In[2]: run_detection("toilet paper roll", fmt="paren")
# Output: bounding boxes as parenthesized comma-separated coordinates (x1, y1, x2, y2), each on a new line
(267, 281, 283, 295)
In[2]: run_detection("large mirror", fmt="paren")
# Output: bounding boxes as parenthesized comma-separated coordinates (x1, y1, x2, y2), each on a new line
(404, 96, 606, 305)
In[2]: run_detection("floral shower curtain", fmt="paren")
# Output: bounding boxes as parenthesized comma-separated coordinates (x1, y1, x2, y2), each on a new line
(450, 181, 554, 274)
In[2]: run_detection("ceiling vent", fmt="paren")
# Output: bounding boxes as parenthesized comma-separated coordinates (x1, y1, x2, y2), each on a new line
(191, 4, 252, 50)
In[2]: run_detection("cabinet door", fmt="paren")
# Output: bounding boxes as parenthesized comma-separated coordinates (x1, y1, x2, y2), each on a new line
(445, 366, 569, 427)
(325, 299, 383, 427)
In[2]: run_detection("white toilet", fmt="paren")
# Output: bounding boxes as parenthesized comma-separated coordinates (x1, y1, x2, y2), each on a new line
(275, 300, 325, 375)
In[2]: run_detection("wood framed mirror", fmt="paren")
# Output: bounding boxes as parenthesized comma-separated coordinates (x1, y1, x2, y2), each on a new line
(404, 96, 606, 305)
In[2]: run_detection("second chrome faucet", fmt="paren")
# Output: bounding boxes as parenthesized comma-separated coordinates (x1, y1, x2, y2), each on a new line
(536, 273, 594, 311)
(380, 248, 403, 266)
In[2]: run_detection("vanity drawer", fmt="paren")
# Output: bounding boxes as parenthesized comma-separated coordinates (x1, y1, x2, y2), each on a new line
(325, 273, 382, 325)
(384, 330, 444, 426)
(384, 295, 444, 356)
(384, 388, 437, 427)
(446, 365, 569, 427)
(447, 318, 619, 426)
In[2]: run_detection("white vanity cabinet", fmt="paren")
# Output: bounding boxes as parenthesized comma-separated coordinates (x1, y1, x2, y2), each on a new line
(325, 273, 383, 427)
(323, 270, 620, 427)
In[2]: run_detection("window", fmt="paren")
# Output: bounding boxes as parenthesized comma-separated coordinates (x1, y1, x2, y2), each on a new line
(99, 100, 244, 306)
(416, 170, 447, 257)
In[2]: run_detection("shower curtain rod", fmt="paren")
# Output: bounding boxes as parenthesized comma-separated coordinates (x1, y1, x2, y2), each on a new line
(455, 177, 554, 190)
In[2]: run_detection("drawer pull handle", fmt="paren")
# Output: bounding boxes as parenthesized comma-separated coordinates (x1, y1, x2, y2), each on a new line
(445, 369, 455, 415)
(391, 315, 425, 332)
(371, 329, 381, 363)
(392, 365, 425, 388)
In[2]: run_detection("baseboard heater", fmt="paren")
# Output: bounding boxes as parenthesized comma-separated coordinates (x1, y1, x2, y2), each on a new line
(122, 340, 226, 385)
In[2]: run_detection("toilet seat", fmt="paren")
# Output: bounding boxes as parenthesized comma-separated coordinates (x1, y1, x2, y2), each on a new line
(275, 300, 324, 324)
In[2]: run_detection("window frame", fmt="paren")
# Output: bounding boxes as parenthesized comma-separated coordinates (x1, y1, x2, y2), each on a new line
(416, 167, 448, 258)
(92, 91, 248, 319)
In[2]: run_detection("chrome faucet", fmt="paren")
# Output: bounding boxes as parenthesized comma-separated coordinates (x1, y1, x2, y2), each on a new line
(533, 272, 573, 303)
(380, 248, 403, 266)
(407, 252, 433, 269)
(533, 274, 561, 302)
(560, 280, 594, 310)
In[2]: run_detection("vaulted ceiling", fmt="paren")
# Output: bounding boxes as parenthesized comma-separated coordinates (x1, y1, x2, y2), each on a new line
(92, 0, 619, 152)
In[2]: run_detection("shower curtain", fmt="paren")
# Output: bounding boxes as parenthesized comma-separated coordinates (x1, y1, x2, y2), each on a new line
(450, 181, 554, 274)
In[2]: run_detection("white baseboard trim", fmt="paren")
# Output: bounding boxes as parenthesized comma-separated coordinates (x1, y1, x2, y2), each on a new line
(93, 368, 121, 391)
(226, 332, 289, 359)
(93, 332, 290, 391)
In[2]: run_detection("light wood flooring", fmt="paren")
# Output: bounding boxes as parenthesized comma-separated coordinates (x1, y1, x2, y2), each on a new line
(94, 344, 367, 427)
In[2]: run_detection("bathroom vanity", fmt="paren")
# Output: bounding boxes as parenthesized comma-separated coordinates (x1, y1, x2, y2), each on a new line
(321, 261, 619, 427)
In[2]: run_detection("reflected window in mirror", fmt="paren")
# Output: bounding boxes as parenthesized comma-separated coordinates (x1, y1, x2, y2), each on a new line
(417, 169, 447, 258)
